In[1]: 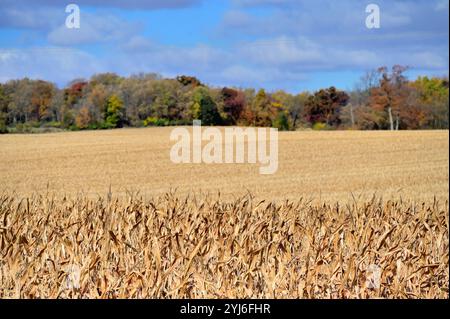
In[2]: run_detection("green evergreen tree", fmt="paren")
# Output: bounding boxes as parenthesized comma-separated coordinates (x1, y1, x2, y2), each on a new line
(193, 88, 222, 125)
(273, 111, 290, 131)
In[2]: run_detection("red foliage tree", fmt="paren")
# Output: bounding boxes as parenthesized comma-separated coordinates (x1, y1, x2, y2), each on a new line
(64, 81, 88, 107)
(304, 87, 349, 126)
(369, 65, 409, 130)
(221, 87, 246, 125)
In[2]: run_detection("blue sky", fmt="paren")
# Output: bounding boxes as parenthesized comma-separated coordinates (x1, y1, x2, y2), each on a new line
(0, 0, 448, 93)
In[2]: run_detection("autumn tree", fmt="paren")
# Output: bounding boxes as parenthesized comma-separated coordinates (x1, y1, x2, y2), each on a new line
(64, 81, 87, 108)
(220, 87, 246, 125)
(304, 87, 349, 126)
(369, 65, 410, 130)
(251, 89, 275, 127)
(60, 105, 75, 128)
(86, 83, 109, 123)
(268, 91, 291, 130)
(151, 80, 178, 120)
(105, 95, 124, 128)
(171, 82, 195, 123)
(6, 79, 33, 123)
(75, 106, 93, 129)
(176, 75, 202, 87)
(30, 80, 55, 121)
(48, 90, 65, 123)
(410, 76, 449, 129)
(290, 92, 309, 129)
(343, 70, 379, 128)
(271, 90, 291, 127)
(90, 73, 122, 87)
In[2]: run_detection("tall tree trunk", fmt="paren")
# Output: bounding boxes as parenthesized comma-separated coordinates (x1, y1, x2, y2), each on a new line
(395, 115, 399, 130)
(387, 107, 394, 131)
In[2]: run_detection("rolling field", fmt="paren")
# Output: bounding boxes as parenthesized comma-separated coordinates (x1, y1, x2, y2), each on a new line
(0, 128, 448, 202)
(0, 128, 448, 299)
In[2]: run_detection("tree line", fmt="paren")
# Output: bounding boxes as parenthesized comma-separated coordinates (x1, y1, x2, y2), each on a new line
(0, 65, 448, 134)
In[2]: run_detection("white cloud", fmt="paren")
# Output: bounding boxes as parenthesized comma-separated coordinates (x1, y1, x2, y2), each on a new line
(47, 13, 141, 46)
(405, 51, 448, 69)
(238, 37, 324, 66)
(220, 65, 263, 83)
(435, 0, 449, 11)
(0, 48, 104, 85)
(122, 36, 157, 52)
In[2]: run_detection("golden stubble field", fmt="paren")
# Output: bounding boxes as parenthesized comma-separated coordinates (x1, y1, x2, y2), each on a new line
(0, 128, 448, 203)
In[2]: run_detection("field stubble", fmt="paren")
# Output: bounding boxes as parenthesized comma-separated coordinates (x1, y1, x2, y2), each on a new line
(0, 128, 448, 203)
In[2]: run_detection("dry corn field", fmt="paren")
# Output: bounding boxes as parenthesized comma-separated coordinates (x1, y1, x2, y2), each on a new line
(0, 128, 449, 299)
(0, 193, 448, 298)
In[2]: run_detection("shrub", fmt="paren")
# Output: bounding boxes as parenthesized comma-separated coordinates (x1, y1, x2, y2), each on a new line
(143, 117, 169, 127)
(68, 125, 80, 131)
(42, 121, 62, 129)
(87, 123, 100, 130)
(28, 121, 41, 128)
(169, 119, 191, 126)
(14, 123, 33, 133)
(312, 122, 330, 131)
(100, 121, 115, 130)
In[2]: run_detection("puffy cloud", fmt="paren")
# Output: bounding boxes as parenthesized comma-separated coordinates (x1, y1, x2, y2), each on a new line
(218, 0, 448, 70)
(120, 37, 232, 76)
(47, 14, 141, 46)
(0, 0, 202, 30)
(237, 37, 325, 67)
(121, 36, 158, 52)
(435, 0, 449, 11)
(0, 47, 105, 84)
(222, 0, 448, 38)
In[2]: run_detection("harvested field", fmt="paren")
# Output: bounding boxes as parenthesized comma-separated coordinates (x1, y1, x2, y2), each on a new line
(0, 128, 448, 203)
